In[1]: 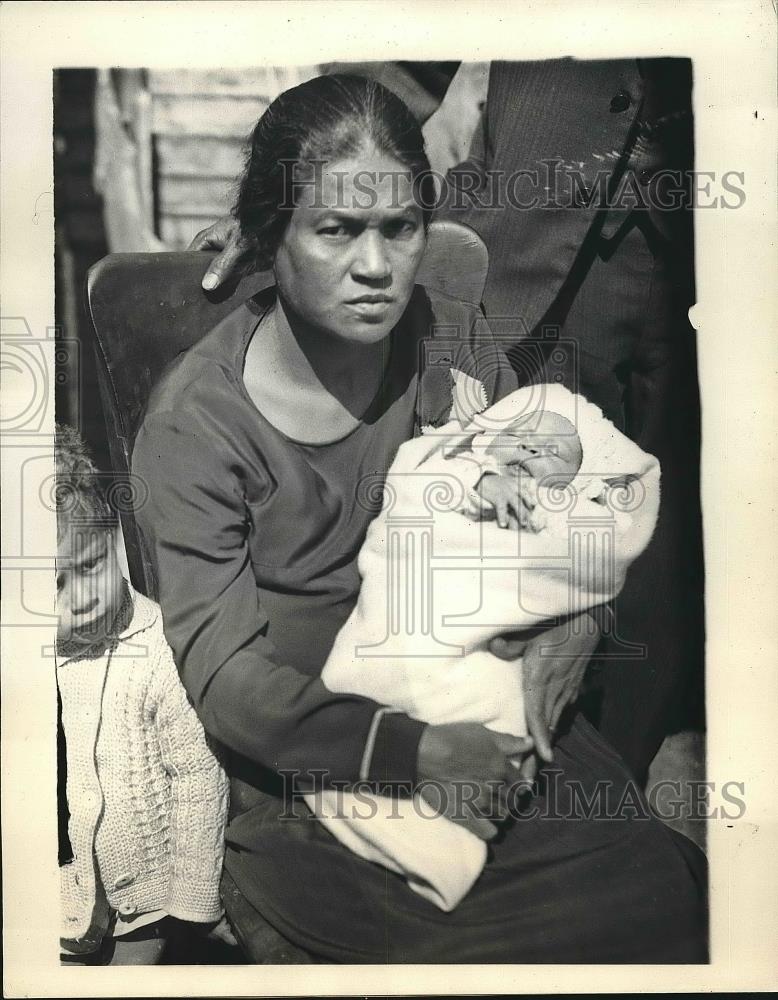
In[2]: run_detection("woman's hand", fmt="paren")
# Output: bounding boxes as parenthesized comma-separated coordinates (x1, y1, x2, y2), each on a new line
(489, 612, 601, 763)
(416, 722, 534, 840)
(187, 216, 250, 291)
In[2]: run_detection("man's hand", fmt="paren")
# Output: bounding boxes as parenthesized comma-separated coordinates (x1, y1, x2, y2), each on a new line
(187, 216, 250, 291)
(416, 722, 533, 840)
(489, 612, 601, 763)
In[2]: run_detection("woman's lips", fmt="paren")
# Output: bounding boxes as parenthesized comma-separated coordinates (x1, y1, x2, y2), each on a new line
(347, 297, 394, 319)
(348, 294, 394, 304)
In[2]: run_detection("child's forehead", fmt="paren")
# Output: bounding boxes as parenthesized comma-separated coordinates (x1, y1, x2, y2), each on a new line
(57, 523, 109, 561)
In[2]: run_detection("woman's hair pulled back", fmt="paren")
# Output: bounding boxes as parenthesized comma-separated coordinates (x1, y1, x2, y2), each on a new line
(233, 73, 433, 271)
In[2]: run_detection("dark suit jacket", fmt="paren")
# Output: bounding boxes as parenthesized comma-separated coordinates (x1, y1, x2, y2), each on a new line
(328, 58, 694, 329)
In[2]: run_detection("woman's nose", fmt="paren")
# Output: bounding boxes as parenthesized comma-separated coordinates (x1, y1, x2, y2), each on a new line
(352, 231, 391, 281)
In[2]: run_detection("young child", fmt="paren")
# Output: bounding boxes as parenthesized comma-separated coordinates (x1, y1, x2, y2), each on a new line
(55, 424, 232, 964)
(308, 384, 661, 912)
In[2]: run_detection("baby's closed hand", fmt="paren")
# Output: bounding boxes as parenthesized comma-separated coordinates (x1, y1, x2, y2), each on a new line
(476, 472, 539, 530)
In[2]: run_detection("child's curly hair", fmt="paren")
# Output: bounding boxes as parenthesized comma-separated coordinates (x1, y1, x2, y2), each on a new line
(55, 424, 114, 540)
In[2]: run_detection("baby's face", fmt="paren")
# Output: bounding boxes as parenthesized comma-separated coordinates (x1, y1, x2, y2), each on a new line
(56, 525, 125, 647)
(484, 410, 583, 485)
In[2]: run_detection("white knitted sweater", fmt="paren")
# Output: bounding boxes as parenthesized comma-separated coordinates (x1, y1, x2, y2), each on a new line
(57, 588, 229, 944)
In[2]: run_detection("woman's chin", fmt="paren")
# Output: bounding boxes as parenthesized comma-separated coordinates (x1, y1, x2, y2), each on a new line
(336, 318, 397, 344)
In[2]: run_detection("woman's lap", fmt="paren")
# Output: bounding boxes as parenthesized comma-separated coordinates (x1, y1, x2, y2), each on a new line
(224, 714, 708, 963)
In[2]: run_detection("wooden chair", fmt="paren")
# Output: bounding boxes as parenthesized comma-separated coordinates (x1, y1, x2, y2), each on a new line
(87, 219, 489, 597)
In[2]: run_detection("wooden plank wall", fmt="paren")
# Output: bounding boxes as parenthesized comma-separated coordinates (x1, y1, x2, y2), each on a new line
(54, 69, 111, 467)
(147, 68, 319, 248)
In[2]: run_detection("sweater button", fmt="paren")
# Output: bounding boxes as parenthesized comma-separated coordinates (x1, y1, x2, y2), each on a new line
(609, 91, 632, 113)
(113, 874, 135, 890)
(117, 902, 137, 916)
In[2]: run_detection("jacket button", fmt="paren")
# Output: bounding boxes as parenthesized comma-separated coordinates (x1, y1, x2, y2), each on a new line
(113, 874, 135, 890)
(117, 902, 136, 916)
(610, 91, 631, 113)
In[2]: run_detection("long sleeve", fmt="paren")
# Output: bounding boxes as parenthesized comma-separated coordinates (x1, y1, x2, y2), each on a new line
(133, 413, 424, 790)
(153, 641, 229, 923)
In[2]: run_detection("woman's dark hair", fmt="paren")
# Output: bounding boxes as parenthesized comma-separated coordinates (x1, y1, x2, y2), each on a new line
(233, 73, 434, 271)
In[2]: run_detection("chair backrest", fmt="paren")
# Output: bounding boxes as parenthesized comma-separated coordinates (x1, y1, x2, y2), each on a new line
(87, 219, 488, 594)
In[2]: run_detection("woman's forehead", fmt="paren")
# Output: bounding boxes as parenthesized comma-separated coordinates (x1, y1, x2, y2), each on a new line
(294, 155, 417, 213)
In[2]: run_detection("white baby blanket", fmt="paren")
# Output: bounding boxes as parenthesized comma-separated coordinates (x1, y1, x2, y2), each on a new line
(305, 384, 661, 911)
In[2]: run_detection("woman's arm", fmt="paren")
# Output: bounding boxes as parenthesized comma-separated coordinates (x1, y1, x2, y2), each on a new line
(133, 411, 424, 791)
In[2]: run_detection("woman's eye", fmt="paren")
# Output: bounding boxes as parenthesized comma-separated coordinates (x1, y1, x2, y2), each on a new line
(386, 220, 418, 239)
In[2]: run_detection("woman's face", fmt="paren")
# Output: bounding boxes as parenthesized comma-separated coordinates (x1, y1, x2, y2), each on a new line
(273, 150, 427, 344)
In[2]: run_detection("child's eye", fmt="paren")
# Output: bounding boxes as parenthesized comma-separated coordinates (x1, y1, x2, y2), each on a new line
(80, 552, 105, 574)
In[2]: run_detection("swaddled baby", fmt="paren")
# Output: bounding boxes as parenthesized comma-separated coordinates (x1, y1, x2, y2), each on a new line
(306, 385, 661, 914)
(454, 409, 583, 531)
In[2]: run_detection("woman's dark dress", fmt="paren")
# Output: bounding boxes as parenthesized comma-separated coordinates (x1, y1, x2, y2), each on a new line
(133, 285, 707, 964)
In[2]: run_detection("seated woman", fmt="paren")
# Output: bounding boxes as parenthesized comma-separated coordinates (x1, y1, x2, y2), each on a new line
(132, 73, 707, 964)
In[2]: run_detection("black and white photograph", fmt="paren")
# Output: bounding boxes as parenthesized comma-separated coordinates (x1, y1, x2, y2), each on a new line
(2, 1, 776, 994)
